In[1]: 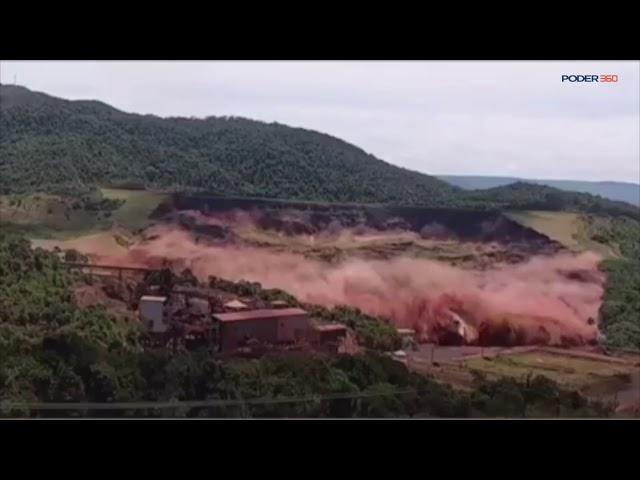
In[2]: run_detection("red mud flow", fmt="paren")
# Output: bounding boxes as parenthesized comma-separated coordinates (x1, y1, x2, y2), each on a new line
(86, 226, 605, 347)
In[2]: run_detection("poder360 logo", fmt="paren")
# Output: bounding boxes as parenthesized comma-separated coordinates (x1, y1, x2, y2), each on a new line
(562, 74, 619, 83)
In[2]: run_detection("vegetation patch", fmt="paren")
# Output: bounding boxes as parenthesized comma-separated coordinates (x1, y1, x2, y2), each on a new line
(462, 351, 636, 392)
(505, 210, 618, 258)
(100, 188, 169, 231)
(593, 216, 640, 350)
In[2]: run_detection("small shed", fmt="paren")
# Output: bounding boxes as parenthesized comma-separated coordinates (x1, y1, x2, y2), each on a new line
(312, 323, 348, 346)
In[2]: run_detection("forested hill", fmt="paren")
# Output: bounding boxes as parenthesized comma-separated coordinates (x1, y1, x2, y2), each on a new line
(439, 175, 640, 206)
(0, 84, 456, 204)
(1, 85, 638, 218)
(464, 182, 639, 218)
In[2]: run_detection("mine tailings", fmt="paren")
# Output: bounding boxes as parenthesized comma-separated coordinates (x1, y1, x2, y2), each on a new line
(166, 193, 560, 246)
(139, 195, 598, 348)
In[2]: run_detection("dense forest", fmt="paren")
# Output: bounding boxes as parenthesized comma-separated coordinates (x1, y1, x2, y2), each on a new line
(593, 216, 640, 350)
(1, 85, 638, 219)
(0, 85, 454, 205)
(0, 232, 612, 418)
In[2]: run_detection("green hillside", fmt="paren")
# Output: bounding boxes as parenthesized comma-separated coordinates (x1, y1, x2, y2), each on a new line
(465, 182, 639, 219)
(504, 211, 619, 258)
(0, 85, 456, 205)
(439, 175, 640, 206)
(595, 216, 640, 350)
(1, 84, 638, 219)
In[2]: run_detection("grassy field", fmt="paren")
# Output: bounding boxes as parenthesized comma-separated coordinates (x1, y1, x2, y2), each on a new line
(0, 189, 169, 240)
(30, 230, 131, 258)
(463, 352, 633, 388)
(100, 188, 168, 231)
(505, 210, 619, 258)
(0, 193, 109, 239)
(410, 349, 639, 402)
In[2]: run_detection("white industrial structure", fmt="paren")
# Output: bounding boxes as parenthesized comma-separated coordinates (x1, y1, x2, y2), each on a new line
(139, 296, 168, 333)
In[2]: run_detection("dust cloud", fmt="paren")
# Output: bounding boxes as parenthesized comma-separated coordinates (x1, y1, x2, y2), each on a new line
(85, 225, 605, 347)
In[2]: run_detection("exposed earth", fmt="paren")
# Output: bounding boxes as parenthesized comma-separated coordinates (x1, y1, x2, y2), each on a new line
(30, 192, 607, 349)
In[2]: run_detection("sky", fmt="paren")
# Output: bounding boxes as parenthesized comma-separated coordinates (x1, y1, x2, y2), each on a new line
(1, 61, 639, 183)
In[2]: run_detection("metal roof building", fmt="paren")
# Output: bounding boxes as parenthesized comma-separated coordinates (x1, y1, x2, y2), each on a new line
(213, 308, 309, 351)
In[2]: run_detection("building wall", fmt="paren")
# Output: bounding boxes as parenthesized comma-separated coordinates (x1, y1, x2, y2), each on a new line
(140, 300, 167, 333)
(277, 314, 310, 343)
(219, 313, 310, 351)
(220, 318, 279, 351)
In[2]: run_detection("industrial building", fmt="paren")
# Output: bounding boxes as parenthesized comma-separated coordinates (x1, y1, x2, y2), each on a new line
(214, 307, 310, 351)
(136, 277, 352, 355)
(139, 296, 169, 333)
(76, 261, 355, 355)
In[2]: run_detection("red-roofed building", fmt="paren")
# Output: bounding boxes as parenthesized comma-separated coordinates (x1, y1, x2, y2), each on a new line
(213, 308, 309, 351)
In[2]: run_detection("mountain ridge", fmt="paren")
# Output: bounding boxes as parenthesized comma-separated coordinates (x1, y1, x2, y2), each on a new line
(439, 175, 640, 206)
(1, 84, 638, 219)
(0, 84, 459, 205)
